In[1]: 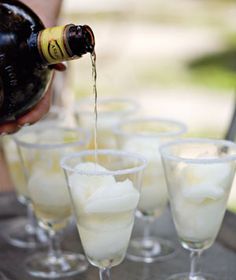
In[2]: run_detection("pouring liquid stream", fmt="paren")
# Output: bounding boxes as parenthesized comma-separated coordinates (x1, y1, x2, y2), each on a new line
(91, 52, 98, 165)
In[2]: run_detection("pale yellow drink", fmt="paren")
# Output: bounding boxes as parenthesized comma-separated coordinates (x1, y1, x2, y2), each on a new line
(76, 98, 138, 149)
(17, 128, 89, 231)
(28, 164, 71, 231)
(3, 136, 28, 202)
(69, 162, 140, 268)
(123, 137, 168, 217)
(171, 162, 235, 250)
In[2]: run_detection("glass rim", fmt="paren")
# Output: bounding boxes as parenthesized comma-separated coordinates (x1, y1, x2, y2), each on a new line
(113, 117, 187, 138)
(159, 138, 236, 164)
(60, 149, 147, 175)
(12, 125, 90, 150)
(74, 97, 139, 116)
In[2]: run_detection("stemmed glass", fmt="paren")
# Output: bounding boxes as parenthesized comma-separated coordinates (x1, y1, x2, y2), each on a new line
(160, 138, 236, 280)
(1, 106, 75, 249)
(14, 125, 90, 278)
(61, 149, 147, 280)
(2, 135, 47, 248)
(75, 97, 139, 148)
(114, 118, 187, 262)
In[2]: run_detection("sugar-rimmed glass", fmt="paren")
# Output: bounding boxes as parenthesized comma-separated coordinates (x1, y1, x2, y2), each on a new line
(61, 149, 147, 280)
(114, 117, 187, 262)
(14, 125, 90, 278)
(75, 97, 139, 149)
(160, 138, 236, 280)
(2, 135, 47, 248)
(1, 105, 75, 249)
(2, 105, 76, 249)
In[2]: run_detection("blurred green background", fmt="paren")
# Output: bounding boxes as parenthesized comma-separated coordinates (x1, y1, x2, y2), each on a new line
(59, 0, 236, 212)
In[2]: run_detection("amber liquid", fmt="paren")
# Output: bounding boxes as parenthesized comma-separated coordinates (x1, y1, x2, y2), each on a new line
(91, 52, 98, 163)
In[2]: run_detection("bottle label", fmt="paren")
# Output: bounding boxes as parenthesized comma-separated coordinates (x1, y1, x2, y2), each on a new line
(38, 25, 73, 64)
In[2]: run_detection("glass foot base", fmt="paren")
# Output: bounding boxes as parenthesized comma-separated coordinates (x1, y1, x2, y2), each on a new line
(26, 252, 88, 278)
(126, 236, 176, 263)
(3, 217, 47, 249)
(167, 272, 215, 280)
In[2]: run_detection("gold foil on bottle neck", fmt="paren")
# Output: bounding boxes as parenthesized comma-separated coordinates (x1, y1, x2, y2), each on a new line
(38, 25, 73, 64)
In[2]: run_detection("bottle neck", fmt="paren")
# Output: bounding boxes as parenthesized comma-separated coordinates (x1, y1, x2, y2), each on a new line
(29, 24, 95, 65)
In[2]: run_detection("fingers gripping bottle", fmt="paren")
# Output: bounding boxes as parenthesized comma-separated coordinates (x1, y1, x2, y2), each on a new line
(0, 0, 95, 123)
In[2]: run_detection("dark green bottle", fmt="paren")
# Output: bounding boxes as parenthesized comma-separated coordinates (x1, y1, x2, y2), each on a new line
(0, 0, 95, 124)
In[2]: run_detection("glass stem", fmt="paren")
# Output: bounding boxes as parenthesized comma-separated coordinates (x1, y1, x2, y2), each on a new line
(189, 250, 201, 279)
(47, 229, 70, 271)
(143, 217, 151, 240)
(99, 268, 111, 280)
(48, 230, 62, 260)
(25, 202, 37, 235)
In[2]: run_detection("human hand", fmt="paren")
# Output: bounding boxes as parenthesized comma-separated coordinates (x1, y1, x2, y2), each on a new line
(0, 62, 67, 135)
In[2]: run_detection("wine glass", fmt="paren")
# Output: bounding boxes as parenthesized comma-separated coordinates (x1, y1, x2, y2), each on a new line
(75, 97, 139, 149)
(114, 117, 187, 262)
(14, 125, 90, 278)
(61, 149, 147, 280)
(160, 138, 236, 280)
(2, 135, 47, 248)
(1, 105, 77, 248)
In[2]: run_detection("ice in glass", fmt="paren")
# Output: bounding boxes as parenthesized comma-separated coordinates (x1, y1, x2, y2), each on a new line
(61, 150, 146, 280)
(160, 138, 236, 280)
